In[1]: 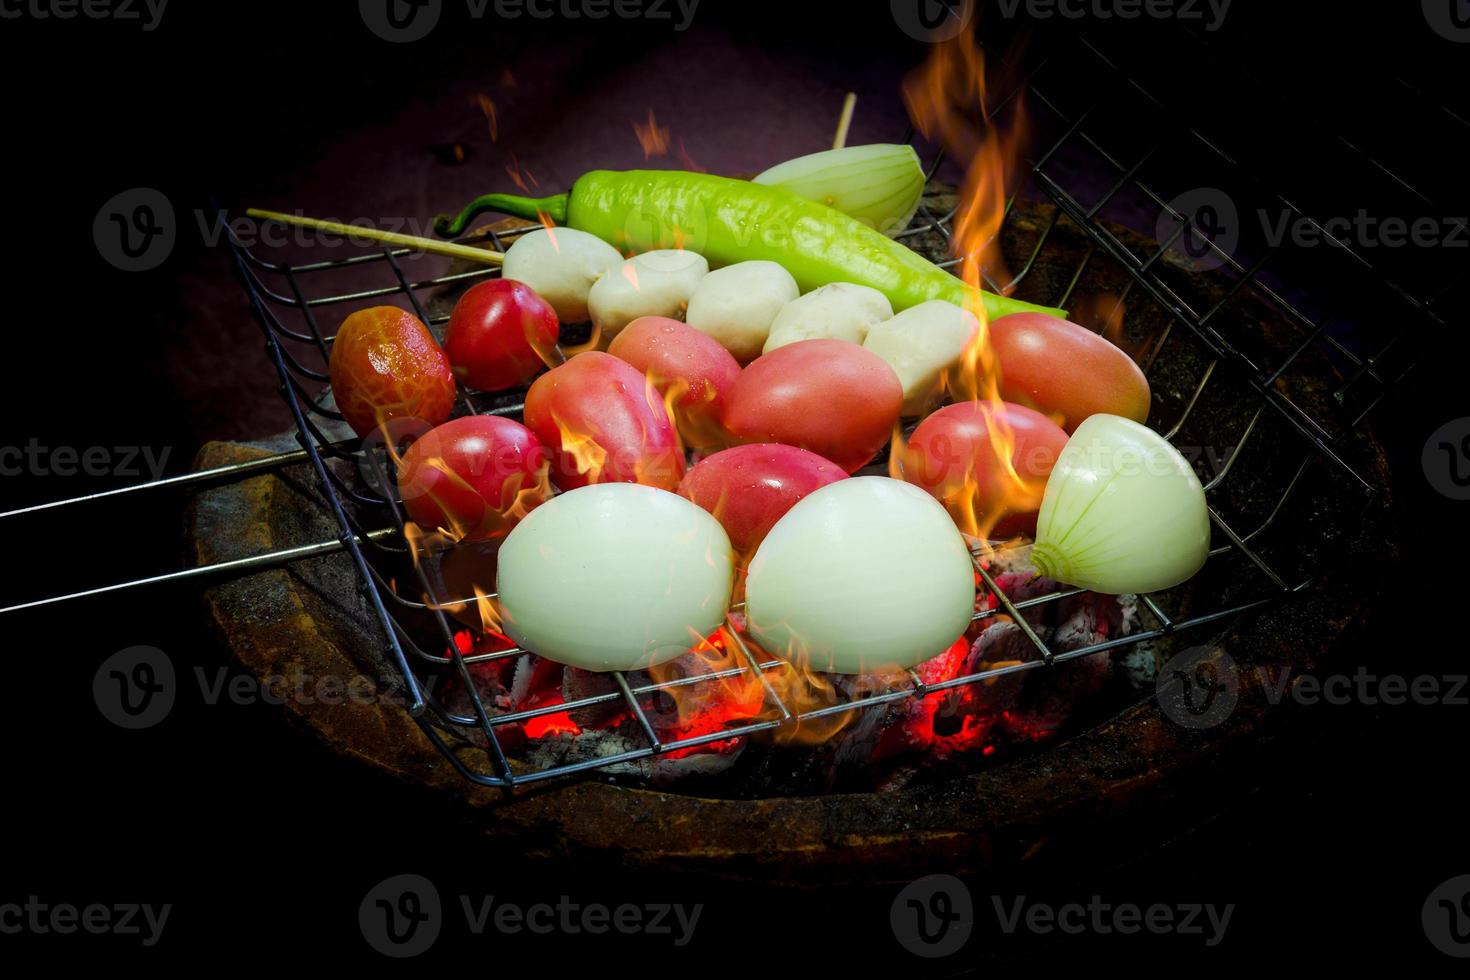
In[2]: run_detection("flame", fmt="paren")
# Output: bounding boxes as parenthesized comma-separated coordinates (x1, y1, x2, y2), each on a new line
(476, 92, 498, 141)
(1072, 291, 1137, 359)
(645, 366, 725, 453)
(676, 139, 705, 173)
(893, 25, 1034, 546)
(619, 263, 640, 291)
(647, 622, 861, 747)
(550, 411, 610, 482)
(429, 37, 1086, 762)
(632, 109, 670, 158)
(505, 155, 539, 193)
(385, 415, 551, 640)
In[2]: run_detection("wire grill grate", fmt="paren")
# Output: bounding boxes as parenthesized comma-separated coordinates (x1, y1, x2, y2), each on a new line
(1, 21, 1422, 790)
(219, 36, 1419, 785)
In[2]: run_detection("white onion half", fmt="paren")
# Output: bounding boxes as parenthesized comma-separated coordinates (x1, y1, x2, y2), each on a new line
(1031, 414, 1210, 595)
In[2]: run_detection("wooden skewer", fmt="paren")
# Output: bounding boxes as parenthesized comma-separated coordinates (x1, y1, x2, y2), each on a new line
(245, 208, 505, 264)
(832, 92, 857, 150)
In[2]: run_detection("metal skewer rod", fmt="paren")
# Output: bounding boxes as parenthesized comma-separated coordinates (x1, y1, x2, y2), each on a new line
(0, 528, 398, 616)
(245, 208, 506, 264)
(0, 440, 356, 521)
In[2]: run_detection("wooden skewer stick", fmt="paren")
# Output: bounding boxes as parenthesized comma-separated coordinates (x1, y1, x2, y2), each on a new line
(245, 208, 505, 264)
(832, 92, 857, 150)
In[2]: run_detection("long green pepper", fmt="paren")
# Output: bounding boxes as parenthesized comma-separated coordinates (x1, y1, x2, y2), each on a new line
(436, 170, 1065, 321)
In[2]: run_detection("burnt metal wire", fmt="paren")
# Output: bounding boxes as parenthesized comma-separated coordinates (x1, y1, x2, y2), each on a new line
(0, 21, 1424, 788)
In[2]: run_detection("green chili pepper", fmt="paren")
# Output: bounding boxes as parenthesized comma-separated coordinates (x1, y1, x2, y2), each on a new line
(435, 170, 1066, 321)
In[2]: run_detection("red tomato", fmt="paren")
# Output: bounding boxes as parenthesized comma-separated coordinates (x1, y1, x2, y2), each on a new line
(329, 306, 456, 439)
(678, 444, 846, 555)
(522, 351, 684, 491)
(722, 339, 903, 473)
(989, 313, 1151, 432)
(898, 401, 1068, 538)
(443, 279, 560, 391)
(606, 316, 741, 450)
(397, 415, 549, 541)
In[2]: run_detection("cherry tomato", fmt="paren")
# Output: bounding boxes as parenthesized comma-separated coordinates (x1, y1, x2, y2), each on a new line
(606, 315, 741, 450)
(522, 351, 684, 491)
(443, 279, 560, 391)
(722, 339, 902, 473)
(898, 401, 1068, 538)
(989, 313, 1151, 432)
(678, 444, 846, 556)
(329, 306, 456, 439)
(397, 415, 549, 541)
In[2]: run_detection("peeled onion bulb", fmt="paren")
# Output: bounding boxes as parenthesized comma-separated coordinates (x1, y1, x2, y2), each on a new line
(744, 477, 975, 674)
(1031, 414, 1210, 595)
(496, 484, 734, 671)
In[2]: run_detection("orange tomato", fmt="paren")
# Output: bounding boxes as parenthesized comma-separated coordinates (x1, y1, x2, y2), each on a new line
(522, 351, 685, 491)
(989, 313, 1150, 432)
(328, 306, 456, 438)
(607, 316, 741, 450)
(722, 339, 902, 473)
(898, 401, 1068, 538)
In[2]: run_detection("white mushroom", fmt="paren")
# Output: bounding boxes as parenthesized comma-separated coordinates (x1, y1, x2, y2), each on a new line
(762, 282, 894, 354)
(500, 227, 624, 323)
(587, 249, 710, 345)
(684, 260, 800, 363)
(862, 300, 980, 416)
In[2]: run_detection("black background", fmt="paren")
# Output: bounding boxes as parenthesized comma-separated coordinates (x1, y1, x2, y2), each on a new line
(0, 0, 1467, 969)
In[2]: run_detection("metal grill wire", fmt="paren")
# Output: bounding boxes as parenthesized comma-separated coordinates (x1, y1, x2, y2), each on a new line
(216, 32, 1427, 788)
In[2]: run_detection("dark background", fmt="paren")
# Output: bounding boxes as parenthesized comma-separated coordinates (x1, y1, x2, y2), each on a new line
(1, 0, 1467, 968)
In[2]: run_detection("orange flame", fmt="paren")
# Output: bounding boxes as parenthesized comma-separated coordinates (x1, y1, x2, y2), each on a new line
(1072, 291, 1136, 358)
(647, 620, 872, 747)
(549, 411, 610, 482)
(893, 26, 1034, 546)
(632, 109, 670, 158)
(505, 154, 539, 193)
(476, 92, 499, 141)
